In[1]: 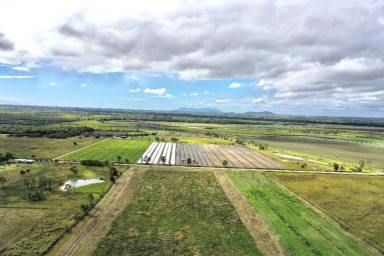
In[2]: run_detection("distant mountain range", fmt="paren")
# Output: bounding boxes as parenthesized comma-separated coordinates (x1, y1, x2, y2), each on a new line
(173, 108, 275, 116)
(243, 111, 275, 116)
(173, 108, 223, 113)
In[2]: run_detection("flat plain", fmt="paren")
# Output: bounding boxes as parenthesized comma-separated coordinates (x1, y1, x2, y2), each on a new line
(0, 134, 100, 159)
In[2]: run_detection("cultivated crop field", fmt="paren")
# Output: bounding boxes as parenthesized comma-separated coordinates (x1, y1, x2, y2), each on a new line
(138, 142, 282, 169)
(274, 173, 384, 254)
(61, 138, 152, 163)
(0, 135, 100, 159)
(227, 172, 372, 256)
(93, 169, 261, 255)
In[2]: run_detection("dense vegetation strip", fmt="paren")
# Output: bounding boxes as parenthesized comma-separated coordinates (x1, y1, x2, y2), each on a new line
(227, 172, 372, 256)
(93, 170, 261, 256)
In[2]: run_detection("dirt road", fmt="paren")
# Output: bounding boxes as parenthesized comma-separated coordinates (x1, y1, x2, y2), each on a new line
(215, 171, 287, 256)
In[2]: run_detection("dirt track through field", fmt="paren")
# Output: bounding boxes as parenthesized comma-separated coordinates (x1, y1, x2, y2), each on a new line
(53, 138, 111, 160)
(215, 171, 287, 256)
(49, 168, 144, 256)
(215, 171, 286, 256)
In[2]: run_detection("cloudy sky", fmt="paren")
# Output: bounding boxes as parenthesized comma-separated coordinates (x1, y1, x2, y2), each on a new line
(0, 0, 383, 116)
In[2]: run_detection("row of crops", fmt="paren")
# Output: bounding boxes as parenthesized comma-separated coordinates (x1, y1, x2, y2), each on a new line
(61, 138, 152, 163)
(137, 142, 282, 169)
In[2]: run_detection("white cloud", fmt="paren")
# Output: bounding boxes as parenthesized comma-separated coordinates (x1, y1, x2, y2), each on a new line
(215, 98, 232, 104)
(228, 82, 242, 88)
(0, 75, 34, 79)
(202, 90, 210, 95)
(11, 66, 30, 71)
(130, 88, 141, 93)
(80, 83, 88, 87)
(190, 92, 198, 96)
(49, 82, 56, 86)
(143, 87, 167, 96)
(0, 0, 384, 114)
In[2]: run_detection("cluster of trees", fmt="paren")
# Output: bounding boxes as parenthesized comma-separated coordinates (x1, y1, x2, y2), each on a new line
(20, 169, 53, 201)
(109, 167, 120, 183)
(6, 126, 95, 138)
(80, 194, 95, 216)
(333, 160, 364, 172)
(80, 160, 108, 166)
(0, 152, 14, 162)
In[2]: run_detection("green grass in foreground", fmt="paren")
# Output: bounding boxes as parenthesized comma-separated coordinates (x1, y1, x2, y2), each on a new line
(227, 172, 372, 256)
(61, 138, 152, 162)
(275, 173, 384, 254)
(93, 170, 260, 256)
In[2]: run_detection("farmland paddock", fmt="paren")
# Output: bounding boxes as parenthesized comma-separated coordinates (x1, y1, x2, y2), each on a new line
(137, 142, 283, 169)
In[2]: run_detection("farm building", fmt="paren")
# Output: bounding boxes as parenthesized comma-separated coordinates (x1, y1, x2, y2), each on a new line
(14, 159, 35, 164)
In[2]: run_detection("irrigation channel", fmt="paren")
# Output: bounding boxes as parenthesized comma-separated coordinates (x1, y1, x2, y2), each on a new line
(137, 142, 283, 169)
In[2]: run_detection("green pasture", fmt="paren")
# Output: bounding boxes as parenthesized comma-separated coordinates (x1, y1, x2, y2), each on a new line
(275, 173, 384, 254)
(251, 135, 384, 169)
(0, 135, 99, 160)
(93, 169, 261, 256)
(61, 138, 152, 163)
(227, 172, 372, 256)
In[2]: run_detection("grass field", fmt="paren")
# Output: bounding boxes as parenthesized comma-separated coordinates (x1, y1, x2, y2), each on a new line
(0, 135, 100, 159)
(0, 163, 121, 255)
(227, 172, 372, 256)
(274, 173, 384, 254)
(251, 135, 384, 169)
(179, 137, 233, 145)
(93, 169, 261, 256)
(61, 138, 152, 163)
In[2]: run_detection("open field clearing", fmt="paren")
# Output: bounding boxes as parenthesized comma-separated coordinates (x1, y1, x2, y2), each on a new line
(251, 135, 384, 169)
(0, 163, 124, 255)
(0, 135, 100, 159)
(0, 208, 47, 251)
(61, 138, 152, 163)
(138, 142, 282, 169)
(228, 172, 373, 256)
(93, 169, 261, 255)
(274, 173, 384, 254)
